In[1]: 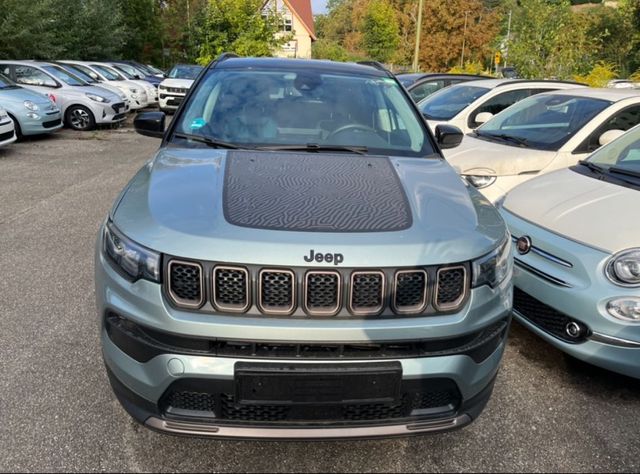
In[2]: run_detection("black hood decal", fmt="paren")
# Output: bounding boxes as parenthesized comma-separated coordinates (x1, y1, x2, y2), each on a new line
(223, 151, 412, 232)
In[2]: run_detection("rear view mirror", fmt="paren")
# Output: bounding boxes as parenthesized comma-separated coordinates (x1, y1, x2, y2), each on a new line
(435, 124, 464, 150)
(599, 129, 625, 147)
(474, 112, 494, 126)
(134, 111, 165, 138)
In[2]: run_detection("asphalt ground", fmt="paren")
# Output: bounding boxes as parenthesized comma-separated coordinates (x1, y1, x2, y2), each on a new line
(1, 124, 639, 472)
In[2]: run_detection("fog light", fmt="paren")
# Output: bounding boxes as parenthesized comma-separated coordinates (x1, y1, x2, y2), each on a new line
(27, 112, 40, 119)
(606, 297, 640, 323)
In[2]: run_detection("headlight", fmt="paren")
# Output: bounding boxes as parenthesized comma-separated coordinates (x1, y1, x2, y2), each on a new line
(606, 248, 640, 287)
(159, 85, 167, 90)
(472, 238, 512, 288)
(103, 221, 160, 282)
(606, 297, 640, 323)
(465, 175, 497, 189)
(24, 100, 39, 111)
(26, 112, 40, 119)
(86, 93, 110, 103)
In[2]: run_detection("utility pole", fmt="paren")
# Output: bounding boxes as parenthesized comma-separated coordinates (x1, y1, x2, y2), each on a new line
(412, 0, 424, 72)
(504, 10, 512, 68)
(460, 11, 469, 68)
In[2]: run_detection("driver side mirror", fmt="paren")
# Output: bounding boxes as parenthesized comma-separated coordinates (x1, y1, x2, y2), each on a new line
(435, 124, 464, 149)
(599, 129, 625, 147)
(134, 111, 165, 138)
(474, 112, 494, 126)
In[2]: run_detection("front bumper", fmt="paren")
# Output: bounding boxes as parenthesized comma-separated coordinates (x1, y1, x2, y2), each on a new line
(0, 119, 16, 145)
(93, 102, 127, 125)
(159, 92, 185, 110)
(96, 245, 512, 438)
(502, 208, 640, 379)
(19, 110, 63, 135)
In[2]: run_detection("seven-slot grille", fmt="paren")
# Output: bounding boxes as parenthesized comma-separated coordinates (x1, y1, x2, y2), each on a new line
(435, 267, 467, 310)
(166, 260, 469, 316)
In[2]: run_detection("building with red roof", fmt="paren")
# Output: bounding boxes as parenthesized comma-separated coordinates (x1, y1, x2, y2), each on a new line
(263, 0, 316, 59)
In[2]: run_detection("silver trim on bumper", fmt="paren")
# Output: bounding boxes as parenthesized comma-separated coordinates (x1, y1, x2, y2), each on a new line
(589, 332, 640, 348)
(145, 414, 472, 439)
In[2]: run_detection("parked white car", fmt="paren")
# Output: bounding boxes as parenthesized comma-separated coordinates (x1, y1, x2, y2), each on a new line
(0, 61, 126, 131)
(158, 64, 203, 113)
(102, 62, 158, 105)
(444, 88, 640, 202)
(418, 79, 587, 134)
(64, 61, 149, 110)
(0, 107, 17, 147)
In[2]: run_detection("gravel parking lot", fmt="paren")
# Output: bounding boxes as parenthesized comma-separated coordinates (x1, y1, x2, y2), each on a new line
(1, 125, 639, 473)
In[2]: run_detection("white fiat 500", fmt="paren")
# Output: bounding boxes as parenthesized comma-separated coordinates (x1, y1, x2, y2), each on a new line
(501, 124, 640, 379)
(445, 88, 640, 202)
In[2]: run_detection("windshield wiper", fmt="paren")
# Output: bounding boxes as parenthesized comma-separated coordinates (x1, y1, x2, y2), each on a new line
(476, 132, 529, 147)
(173, 132, 243, 149)
(578, 160, 605, 174)
(258, 143, 368, 155)
(608, 166, 640, 179)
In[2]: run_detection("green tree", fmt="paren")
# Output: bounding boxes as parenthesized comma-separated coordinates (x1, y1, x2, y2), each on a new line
(194, 0, 288, 64)
(118, 0, 163, 63)
(507, 0, 594, 79)
(0, 0, 61, 59)
(361, 0, 400, 63)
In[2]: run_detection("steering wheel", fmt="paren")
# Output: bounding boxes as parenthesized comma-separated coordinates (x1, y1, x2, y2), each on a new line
(327, 123, 379, 140)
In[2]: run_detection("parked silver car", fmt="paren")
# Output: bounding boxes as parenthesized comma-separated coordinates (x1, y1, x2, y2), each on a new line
(0, 61, 126, 131)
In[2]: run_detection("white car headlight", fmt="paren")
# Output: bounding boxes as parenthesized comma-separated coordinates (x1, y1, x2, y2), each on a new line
(465, 175, 497, 189)
(606, 249, 640, 287)
(472, 238, 512, 288)
(103, 221, 160, 282)
(24, 100, 39, 111)
(159, 85, 167, 90)
(86, 93, 110, 104)
(606, 297, 640, 323)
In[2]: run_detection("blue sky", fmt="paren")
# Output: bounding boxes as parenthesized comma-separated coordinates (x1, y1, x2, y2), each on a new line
(311, 0, 328, 14)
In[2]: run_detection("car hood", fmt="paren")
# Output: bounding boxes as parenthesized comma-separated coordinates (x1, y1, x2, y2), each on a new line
(503, 168, 638, 253)
(160, 78, 194, 89)
(112, 148, 506, 267)
(0, 87, 53, 106)
(443, 135, 557, 176)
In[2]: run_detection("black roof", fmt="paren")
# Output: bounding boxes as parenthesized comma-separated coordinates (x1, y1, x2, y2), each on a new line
(213, 57, 390, 78)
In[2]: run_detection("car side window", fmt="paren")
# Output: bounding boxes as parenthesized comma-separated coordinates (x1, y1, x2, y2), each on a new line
(468, 89, 532, 129)
(574, 105, 640, 154)
(14, 66, 57, 88)
(0, 65, 11, 78)
(410, 80, 445, 103)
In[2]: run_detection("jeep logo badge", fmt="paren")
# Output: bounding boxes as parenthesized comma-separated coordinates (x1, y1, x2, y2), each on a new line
(516, 236, 532, 255)
(304, 249, 344, 265)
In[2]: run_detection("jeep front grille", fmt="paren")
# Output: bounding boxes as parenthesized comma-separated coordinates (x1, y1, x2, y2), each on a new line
(167, 260, 204, 308)
(435, 266, 467, 310)
(166, 260, 469, 316)
(212, 266, 249, 312)
(259, 269, 295, 315)
(304, 271, 341, 316)
(393, 270, 428, 314)
(350, 271, 385, 315)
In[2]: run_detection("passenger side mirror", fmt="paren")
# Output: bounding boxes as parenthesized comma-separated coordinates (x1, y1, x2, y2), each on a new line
(599, 129, 625, 147)
(474, 112, 494, 126)
(134, 111, 165, 138)
(435, 124, 464, 149)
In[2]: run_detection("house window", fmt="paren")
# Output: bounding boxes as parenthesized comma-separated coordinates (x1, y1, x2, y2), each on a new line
(283, 15, 292, 32)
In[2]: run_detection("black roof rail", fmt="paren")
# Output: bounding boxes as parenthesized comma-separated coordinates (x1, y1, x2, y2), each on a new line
(207, 52, 240, 69)
(356, 61, 394, 77)
(494, 78, 587, 88)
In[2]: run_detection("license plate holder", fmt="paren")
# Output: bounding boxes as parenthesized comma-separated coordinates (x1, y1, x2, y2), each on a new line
(235, 362, 402, 406)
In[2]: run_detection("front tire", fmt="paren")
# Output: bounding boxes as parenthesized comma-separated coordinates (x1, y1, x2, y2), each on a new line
(7, 114, 22, 141)
(66, 105, 96, 131)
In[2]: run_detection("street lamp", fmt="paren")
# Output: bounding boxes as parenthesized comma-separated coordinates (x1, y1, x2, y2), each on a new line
(460, 11, 470, 68)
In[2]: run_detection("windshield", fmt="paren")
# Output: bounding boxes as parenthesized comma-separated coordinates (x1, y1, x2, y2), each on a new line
(59, 64, 97, 84)
(114, 63, 144, 78)
(173, 68, 434, 157)
(476, 94, 611, 151)
(66, 63, 101, 82)
(0, 73, 19, 89)
(169, 65, 203, 80)
(418, 84, 490, 120)
(588, 125, 640, 174)
(147, 64, 164, 75)
(92, 64, 124, 81)
(42, 65, 86, 86)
